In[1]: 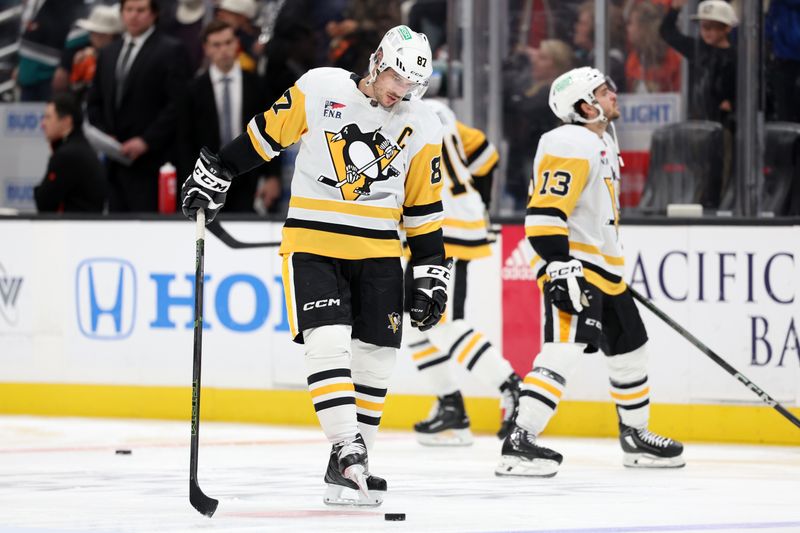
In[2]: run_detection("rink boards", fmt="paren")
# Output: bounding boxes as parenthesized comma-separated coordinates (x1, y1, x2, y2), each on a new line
(0, 219, 798, 444)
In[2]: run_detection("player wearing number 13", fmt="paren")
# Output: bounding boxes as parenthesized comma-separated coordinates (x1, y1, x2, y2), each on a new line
(496, 67, 685, 478)
(181, 25, 447, 505)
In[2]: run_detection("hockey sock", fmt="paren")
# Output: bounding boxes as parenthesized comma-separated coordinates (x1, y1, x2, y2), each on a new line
(460, 338, 515, 390)
(516, 343, 583, 435)
(304, 326, 357, 444)
(351, 339, 396, 451)
(606, 344, 650, 428)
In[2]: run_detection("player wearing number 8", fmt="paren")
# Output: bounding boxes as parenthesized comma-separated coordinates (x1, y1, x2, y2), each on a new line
(496, 67, 684, 478)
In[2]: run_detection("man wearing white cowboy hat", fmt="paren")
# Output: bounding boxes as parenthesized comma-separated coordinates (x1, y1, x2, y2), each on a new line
(52, 4, 123, 95)
(660, 0, 737, 123)
(215, 0, 261, 71)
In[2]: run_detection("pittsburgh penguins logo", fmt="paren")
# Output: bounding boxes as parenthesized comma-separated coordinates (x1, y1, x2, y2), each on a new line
(387, 312, 401, 334)
(317, 124, 401, 200)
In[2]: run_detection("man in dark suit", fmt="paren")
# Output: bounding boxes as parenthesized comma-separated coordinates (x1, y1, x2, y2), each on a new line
(177, 19, 281, 212)
(86, 0, 191, 212)
(35, 92, 106, 212)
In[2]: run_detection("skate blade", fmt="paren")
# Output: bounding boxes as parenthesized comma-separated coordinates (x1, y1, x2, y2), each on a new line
(416, 428, 474, 447)
(623, 452, 686, 468)
(323, 483, 384, 507)
(494, 455, 559, 478)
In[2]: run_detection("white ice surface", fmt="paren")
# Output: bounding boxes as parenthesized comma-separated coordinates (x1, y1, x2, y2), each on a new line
(0, 416, 799, 533)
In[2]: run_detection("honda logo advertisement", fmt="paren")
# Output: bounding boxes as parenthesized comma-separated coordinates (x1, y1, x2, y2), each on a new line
(76, 258, 137, 340)
(75, 258, 289, 340)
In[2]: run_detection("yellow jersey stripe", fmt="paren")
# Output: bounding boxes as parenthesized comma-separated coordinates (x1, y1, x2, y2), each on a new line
(406, 219, 443, 237)
(279, 227, 402, 259)
(290, 196, 401, 220)
(525, 225, 569, 237)
(570, 241, 625, 266)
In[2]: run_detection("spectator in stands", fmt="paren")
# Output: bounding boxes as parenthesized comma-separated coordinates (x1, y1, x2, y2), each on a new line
(15, 0, 85, 101)
(215, 0, 261, 73)
(35, 92, 106, 212)
(86, 0, 191, 212)
(504, 39, 573, 210)
(326, 0, 401, 72)
(625, 1, 681, 93)
(573, 0, 627, 92)
(660, 0, 737, 123)
(766, 0, 800, 123)
(52, 4, 123, 101)
(177, 19, 280, 213)
(165, 0, 209, 75)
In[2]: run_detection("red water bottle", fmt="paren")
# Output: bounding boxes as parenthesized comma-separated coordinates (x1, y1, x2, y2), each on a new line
(158, 162, 177, 214)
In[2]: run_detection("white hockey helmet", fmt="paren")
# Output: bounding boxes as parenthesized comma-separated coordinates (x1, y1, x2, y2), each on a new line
(368, 25, 433, 101)
(548, 66, 614, 123)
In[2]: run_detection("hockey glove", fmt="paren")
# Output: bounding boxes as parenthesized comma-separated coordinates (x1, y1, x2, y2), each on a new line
(544, 259, 591, 314)
(410, 259, 453, 331)
(181, 147, 232, 223)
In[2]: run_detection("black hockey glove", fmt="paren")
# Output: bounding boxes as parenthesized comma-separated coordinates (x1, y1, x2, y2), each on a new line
(544, 259, 591, 314)
(181, 147, 232, 223)
(410, 258, 453, 331)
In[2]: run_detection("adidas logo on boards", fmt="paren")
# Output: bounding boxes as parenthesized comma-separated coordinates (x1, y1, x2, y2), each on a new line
(502, 239, 537, 281)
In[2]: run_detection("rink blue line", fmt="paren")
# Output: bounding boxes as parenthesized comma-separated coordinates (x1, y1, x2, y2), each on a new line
(497, 521, 800, 533)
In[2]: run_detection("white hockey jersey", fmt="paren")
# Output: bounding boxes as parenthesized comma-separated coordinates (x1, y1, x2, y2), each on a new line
(424, 99, 498, 260)
(525, 124, 625, 295)
(246, 67, 444, 260)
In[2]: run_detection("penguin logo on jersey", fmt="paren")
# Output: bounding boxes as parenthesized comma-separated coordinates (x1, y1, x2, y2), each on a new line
(317, 124, 401, 200)
(387, 312, 401, 334)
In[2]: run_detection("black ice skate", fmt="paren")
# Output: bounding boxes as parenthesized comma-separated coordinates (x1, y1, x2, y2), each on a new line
(323, 434, 386, 507)
(619, 423, 685, 468)
(497, 374, 522, 439)
(495, 426, 563, 477)
(414, 391, 473, 446)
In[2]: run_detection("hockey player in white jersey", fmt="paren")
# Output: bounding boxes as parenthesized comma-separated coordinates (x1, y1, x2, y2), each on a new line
(407, 98, 521, 446)
(181, 25, 449, 506)
(496, 67, 685, 477)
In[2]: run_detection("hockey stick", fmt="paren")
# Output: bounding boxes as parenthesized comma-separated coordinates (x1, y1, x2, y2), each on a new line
(629, 287, 800, 430)
(206, 218, 280, 249)
(189, 208, 219, 517)
(317, 151, 392, 188)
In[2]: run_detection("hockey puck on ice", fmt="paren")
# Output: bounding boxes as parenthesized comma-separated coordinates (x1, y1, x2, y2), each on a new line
(115, 449, 132, 455)
(384, 513, 405, 521)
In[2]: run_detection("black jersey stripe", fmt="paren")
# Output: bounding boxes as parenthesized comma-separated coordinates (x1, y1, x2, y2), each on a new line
(465, 139, 490, 164)
(526, 206, 568, 221)
(284, 218, 399, 240)
(404, 201, 444, 217)
(443, 236, 492, 247)
(252, 112, 285, 153)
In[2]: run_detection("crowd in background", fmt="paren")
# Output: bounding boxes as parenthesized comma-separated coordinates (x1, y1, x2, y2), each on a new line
(2, 0, 799, 215)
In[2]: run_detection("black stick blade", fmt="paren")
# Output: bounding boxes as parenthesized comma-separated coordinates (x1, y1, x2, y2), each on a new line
(190, 481, 218, 517)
